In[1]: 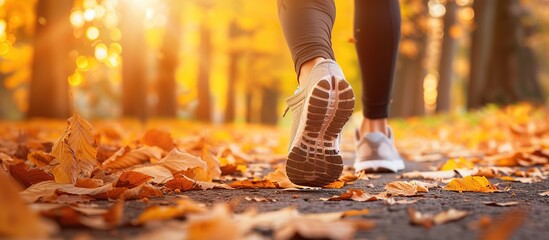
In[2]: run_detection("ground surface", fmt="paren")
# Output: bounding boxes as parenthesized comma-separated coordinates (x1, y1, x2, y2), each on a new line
(58, 158, 549, 240)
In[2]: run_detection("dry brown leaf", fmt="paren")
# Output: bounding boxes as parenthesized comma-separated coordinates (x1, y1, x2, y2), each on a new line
(264, 168, 300, 189)
(132, 165, 173, 184)
(540, 190, 549, 196)
(499, 176, 541, 183)
(0, 171, 57, 237)
(478, 209, 527, 240)
(75, 178, 104, 188)
(408, 207, 468, 228)
(201, 145, 222, 180)
(58, 182, 114, 196)
(121, 183, 163, 200)
(244, 196, 277, 202)
(341, 209, 370, 217)
(158, 148, 208, 175)
(141, 129, 175, 151)
(115, 171, 154, 188)
(321, 189, 382, 202)
(275, 218, 374, 240)
(444, 176, 498, 193)
(384, 180, 429, 196)
(51, 113, 98, 184)
(28, 151, 55, 167)
(193, 180, 234, 190)
(8, 162, 54, 188)
(165, 176, 195, 191)
(45, 194, 94, 204)
(134, 199, 206, 225)
(102, 146, 163, 170)
(229, 179, 277, 189)
(482, 201, 519, 207)
(339, 173, 360, 183)
(19, 180, 67, 203)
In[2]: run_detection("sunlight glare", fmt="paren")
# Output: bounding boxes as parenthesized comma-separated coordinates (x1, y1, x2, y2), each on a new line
(84, 9, 96, 21)
(70, 11, 85, 28)
(86, 26, 99, 40)
(429, 3, 446, 18)
(76, 55, 90, 69)
(95, 43, 108, 60)
(68, 71, 84, 86)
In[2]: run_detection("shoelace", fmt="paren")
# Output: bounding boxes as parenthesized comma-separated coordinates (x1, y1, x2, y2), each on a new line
(282, 87, 301, 117)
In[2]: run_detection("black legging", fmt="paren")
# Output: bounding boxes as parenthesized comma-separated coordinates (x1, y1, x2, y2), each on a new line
(278, 0, 401, 119)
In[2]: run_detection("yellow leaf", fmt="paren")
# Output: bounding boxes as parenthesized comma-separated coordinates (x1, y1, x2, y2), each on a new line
(200, 145, 222, 181)
(444, 176, 498, 193)
(440, 158, 475, 171)
(51, 113, 98, 183)
(264, 168, 299, 189)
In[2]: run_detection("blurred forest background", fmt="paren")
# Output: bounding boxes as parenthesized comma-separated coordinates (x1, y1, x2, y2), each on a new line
(0, 0, 548, 124)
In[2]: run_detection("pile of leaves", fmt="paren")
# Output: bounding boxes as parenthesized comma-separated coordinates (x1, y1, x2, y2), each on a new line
(1, 104, 548, 239)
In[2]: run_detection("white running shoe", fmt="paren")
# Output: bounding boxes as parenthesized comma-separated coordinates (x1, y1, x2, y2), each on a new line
(354, 127, 405, 173)
(284, 59, 355, 187)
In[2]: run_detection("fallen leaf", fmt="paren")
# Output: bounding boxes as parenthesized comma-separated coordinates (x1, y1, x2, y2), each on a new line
(482, 201, 519, 207)
(408, 207, 468, 228)
(51, 113, 98, 184)
(539, 190, 549, 196)
(58, 183, 114, 196)
(165, 176, 195, 191)
(339, 173, 360, 183)
(0, 171, 57, 237)
(264, 168, 300, 189)
(229, 179, 277, 189)
(141, 129, 175, 151)
(134, 199, 206, 225)
(341, 209, 370, 217)
(102, 146, 163, 170)
(324, 180, 345, 189)
(115, 171, 154, 188)
(8, 162, 54, 188)
(121, 183, 163, 200)
(19, 181, 68, 203)
(75, 178, 104, 188)
(499, 176, 541, 183)
(244, 196, 277, 202)
(132, 165, 173, 184)
(440, 158, 475, 170)
(444, 176, 498, 193)
(201, 145, 222, 180)
(384, 180, 428, 196)
(275, 218, 374, 240)
(28, 151, 55, 167)
(158, 148, 207, 173)
(321, 189, 382, 202)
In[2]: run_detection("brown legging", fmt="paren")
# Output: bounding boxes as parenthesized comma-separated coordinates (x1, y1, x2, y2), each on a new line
(277, 0, 401, 119)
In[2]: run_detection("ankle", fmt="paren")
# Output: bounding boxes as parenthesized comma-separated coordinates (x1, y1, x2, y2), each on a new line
(359, 118, 388, 137)
(298, 57, 325, 89)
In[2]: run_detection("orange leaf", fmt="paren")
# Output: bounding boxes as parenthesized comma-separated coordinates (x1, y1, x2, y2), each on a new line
(324, 181, 345, 189)
(444, 176, 498, 193)
(229, 179, 277, 189)
(165, 176, 195, 191)
(27, 151, 54, 167)
(133, 199, 206, 225)
(8, 162, 54, 188)
(115, 171, 153, 188)
(440, 158, 475, 171)
(75, 178, 104, 188)
(142, 129, 175, 151)
(101, 146, 163, 171)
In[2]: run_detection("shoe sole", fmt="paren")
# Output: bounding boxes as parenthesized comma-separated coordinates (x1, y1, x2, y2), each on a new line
(354, 159, 405, 173)
(286, 76, 355, 187)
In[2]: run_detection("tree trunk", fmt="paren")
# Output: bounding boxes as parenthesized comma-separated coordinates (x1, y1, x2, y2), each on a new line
(120, 2, 148, 120)
(436, 0, 457, 113)
(225, 52, 238, 123)
(260, 84, 279, 125)
(482, 0, 521, 105)
(156, 0, 183, 117)
(467, 0, 496, 109)
(195, 22, 212, 122)
(27, 0, 73, 119)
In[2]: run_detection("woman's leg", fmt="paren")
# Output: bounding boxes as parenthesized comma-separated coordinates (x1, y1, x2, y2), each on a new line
(278, 0, 355, 186)
(353, 0, 404, 173)
(277, 0, 336, 87)
(354, 0, 401, 136)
